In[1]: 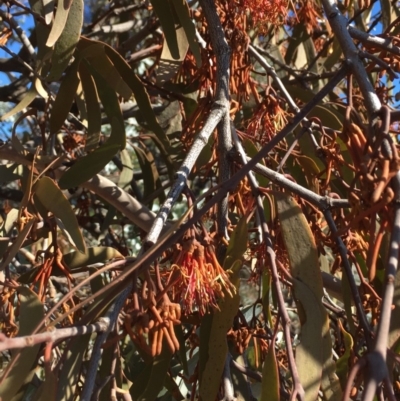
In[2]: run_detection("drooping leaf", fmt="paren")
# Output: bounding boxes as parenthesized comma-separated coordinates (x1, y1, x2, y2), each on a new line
(83, 44, 132, 101)
(150, 0, 180, 59)
(170, 0, 201, 67)
(74, 81, 87, 127)
(32, 369, 57, 401)
(175, 324, 189, 375)
(276, 193, 341, 400)
(261, 345, 279, 401)
(47, 0, 83, 80)
(324, 38, 342, 71)
(199, 260, 241, 401)
(28, 0, 51, 60)
(199, 284, 240, 401)
(104, 44, 171, 152)
(292, 279, 324, 401)
(118, 149, 134, 190)
(157, 26, 189, 85)
(46, 0, 72, 47)
(243, 139, 269, 187)
(90, 68, 126, 148)
(308, 104, 343, 131)
(1, 87, 38, 121)
(224, 217, 248, 270)
(262, 267, 272, 327)
(56, 335, 91, 401)
(50, 60, 80, 134)
(78, 62, 101, 151)
(62, 247, 124, 271)
(34, 176, 86, 253)
(0, 163, 23, 183)
(0, 218, 35, 272)
(133, 145, 159, 204)
(0, 287, 44, 400)
(129, 341, 172, 401)
(42, 0, 55, 24)
(285, 24, 308, 66)
(58, 118, 124, 189)
(336, 320, 353, 390)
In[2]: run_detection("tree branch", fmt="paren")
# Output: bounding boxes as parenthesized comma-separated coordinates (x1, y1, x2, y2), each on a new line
(0, 319, 110, 352)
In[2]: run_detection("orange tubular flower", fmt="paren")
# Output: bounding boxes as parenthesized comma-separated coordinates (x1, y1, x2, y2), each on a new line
(168, 238, 235, 316)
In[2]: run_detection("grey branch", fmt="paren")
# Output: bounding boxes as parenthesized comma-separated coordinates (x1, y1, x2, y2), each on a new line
(146, 0, 233, 245)
(0, 319, 110, 352)
(321, 0, 380, 117)
(235, 154, 350, 210)
(348, 26, 400, 57)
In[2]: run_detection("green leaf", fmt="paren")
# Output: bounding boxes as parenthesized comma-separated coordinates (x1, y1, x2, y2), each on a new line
(59, 118, 124, 189)
(262, 268, 272, 327)
(276, 193, 341, 400)
(0, 218, 35, 272)
(56, 335, 91, 401)
(118, 149, 134, 190)
(32, 370, 57, 401)
(199, 271, 240, 401)
(175, 324, 189, 375)
(90, 68, 126, 148)
(309, 104, 343, 131)
(275, 194, 322, 293)
(324, 38, 342, 71)
(336, 320, 353, 390)
(46, 0, 72, 47)
(79, 62, 101, 151)
(133, 145, 158, 204)
(34, 176, 86, 253)
(341, 272, 356, 336)
(261, 345, 279, 401)
(47, 0, 83, 80)
(1, 87, 38, 121)
(243, 139, 269, 187)
(285, 24, 308, 65)
(292, 279, 324, 401)
(50, 60, 80, 134)
(83, 44, 132, 101)
(170, 0, 201, 67)
(157, 26, 189, 85)
(62, 247, 124, 271)
(0, 163, 23, 183)
(224, 216, 248, 270)
(380, 0, 393, 31)
(129, 341, 173, 401)
(150, 0, 180, 59)
(104, 44, 170, 152)
(0, 287, 44, 400)
(28, 0, 51, 60)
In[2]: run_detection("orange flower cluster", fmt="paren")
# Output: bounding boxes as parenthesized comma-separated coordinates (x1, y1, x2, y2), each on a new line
(167, 239, 235, 315)
(246, 94, 289, 143)
(125, 301, 181, 357)
(240, 0, 291, 27)
(297, 0, 321, 35)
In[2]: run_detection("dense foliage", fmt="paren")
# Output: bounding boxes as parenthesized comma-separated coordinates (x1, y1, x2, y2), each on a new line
(1, 0, 400, 400)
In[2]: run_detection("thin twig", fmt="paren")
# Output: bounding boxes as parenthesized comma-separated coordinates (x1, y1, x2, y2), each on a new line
(0, 9, 36, 59)
(233, 153, 350, 210)
(362, 175, 400, 400)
